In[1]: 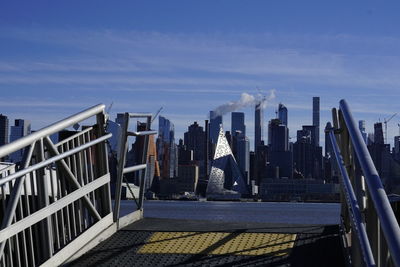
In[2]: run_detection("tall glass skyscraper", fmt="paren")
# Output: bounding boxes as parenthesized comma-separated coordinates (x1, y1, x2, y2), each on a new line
(157, 116, 177, 178)
(312, 97, 320, 146)
(231, 112, 245, 137)
(278, 103, 288, 126)
(254, 101, 264, 151)
(159, 116, 174, 143)
(209, 111, 222, 144)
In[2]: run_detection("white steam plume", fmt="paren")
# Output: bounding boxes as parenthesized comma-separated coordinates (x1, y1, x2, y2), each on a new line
(211, 89, 276, 118)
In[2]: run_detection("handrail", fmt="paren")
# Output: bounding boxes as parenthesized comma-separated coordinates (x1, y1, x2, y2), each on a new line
(0, 104, 111, 267)
(327, 123, 375, 266)
(0, 133, 111, 186)
(0, 104, 105, 158)
(339, 99, 400, 266)
(55, 126, 93, 147)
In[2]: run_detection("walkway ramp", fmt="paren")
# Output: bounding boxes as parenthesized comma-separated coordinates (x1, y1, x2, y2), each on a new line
(70, 218, 344, 267)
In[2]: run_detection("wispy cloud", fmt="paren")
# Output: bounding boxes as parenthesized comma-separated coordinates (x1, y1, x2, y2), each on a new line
(1, 27, 400, 142)
(2, 28, 400, 90)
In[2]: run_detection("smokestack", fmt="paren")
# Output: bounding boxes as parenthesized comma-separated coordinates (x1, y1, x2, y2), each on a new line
(211, 90, 276, 118)
(204, 119, 209, 180)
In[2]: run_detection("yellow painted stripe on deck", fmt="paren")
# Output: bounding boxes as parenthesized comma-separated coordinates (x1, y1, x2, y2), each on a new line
(138, 232, 296, 256)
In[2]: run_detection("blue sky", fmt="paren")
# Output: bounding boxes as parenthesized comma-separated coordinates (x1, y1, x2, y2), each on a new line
(1, 1, 400, 148)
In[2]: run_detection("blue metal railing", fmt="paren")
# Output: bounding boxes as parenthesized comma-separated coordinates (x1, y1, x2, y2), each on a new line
(328, 99, 400, 267)
(328, 122, 375, 266)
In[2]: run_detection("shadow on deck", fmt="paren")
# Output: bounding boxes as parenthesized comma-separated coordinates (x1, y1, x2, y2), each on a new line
(69, 218, 345, 267)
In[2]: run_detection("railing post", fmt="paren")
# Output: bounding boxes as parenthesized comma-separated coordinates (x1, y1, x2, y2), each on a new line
(96, 112, 112, 217)
(113, 113, 129, 224)
(138, 116, 151, 210)
(36, 138, 53, 261)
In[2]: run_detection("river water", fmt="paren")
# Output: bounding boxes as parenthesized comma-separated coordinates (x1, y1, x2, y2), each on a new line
(137, 200, 341, 225)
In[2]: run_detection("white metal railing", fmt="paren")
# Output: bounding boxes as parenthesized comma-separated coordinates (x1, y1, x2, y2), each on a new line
(0, 104, 112, 267)
(113, 112, 156, 227)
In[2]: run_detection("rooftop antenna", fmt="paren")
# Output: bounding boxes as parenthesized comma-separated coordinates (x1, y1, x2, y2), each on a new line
(398, 123, 400, 136)
(384, 113, 397, 144)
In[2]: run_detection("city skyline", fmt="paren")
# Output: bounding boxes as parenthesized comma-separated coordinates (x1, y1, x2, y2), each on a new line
(1, 1, 400, 147)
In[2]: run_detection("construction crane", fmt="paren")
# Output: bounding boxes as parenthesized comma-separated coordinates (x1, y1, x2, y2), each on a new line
(384, 113, 397, 144)
(106, 101, 114, 114)
(151, 107, 163, 123)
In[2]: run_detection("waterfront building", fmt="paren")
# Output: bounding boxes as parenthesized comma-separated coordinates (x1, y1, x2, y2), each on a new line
(259, 178, 340, 201)
(207, 126, 248, 196)
(178, 165, 199, 193)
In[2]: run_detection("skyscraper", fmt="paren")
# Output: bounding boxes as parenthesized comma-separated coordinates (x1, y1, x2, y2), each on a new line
(231, 112, 249, 183)
(157, 116, 177, 178)
(159, 116, 174, 143)
(184, 121, 205, 162)
(359, 120, 367, 144)
(268, 119, 289, 152)
(312, 97, 320, 146)
(254, 101, 264, 151)
(10, 119, 31, 163)
(293, 128, 322, 179)
(209, 111, 222, 145)
(302, 125, 318, 147)
(0, 114, 9, 146)
(231, 112, 245, 137)
(267, 119, 292, 179)
(235, 133, 250, 185)
(374, 122, 384, 145)
(278, 103, 288, 126)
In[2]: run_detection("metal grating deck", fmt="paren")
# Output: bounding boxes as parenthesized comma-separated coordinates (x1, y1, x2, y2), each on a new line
(69, 218, 345, 267)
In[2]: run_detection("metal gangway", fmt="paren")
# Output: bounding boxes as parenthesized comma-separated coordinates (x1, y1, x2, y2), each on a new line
(0, 104, 155, 266)
(0, 101, 400, 266)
